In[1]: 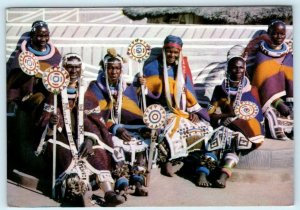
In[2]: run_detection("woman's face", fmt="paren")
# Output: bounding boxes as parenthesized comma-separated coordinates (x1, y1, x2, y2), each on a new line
(165, 47, 180, 65)
(31, 26, 50, 51)
(65, 58, 82, 84)
(107, 61, 122, 85)
(268, 23, 286, 46)
(228, 58, 245, 82)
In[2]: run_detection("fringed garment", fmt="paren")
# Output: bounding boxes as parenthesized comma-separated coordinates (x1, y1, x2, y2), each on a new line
(252, 41, 293, 139)
(252, 41, 293, 113)
(7, 39, 61, 120)
(37, 82, 115, 190)
(141, 55, 212, 161)
(207, 77, 264, 154)
(86, 72, 149, 188)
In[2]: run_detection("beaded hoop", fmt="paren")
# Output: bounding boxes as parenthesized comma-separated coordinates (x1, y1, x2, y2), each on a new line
(18, 51, 40, 76)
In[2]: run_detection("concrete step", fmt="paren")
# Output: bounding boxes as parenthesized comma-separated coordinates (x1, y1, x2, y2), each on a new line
(237, 138, 294, 169)
(231, 167, 293, 183)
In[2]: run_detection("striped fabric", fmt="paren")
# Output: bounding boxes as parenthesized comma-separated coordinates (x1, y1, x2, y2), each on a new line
(7, 38, 61, 120)
(209, 78, 265, 143)
(142, 55, 209, 121)
(252, 50, 293, 113)
(85, 71, 144, 129)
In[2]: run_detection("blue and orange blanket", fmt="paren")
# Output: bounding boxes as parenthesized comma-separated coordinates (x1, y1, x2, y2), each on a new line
(142, 55, 209, 121)
(252, 50, 293, 113)
(85, 71, 144, 129)
(209, 78, 265, 143)
(7, 39, 61, 103)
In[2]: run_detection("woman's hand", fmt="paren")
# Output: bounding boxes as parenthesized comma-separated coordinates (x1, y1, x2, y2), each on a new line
(116, 127, 132, 142)
(49, 114, 59, 129)
(224, 104, 236, 118)
(138, 75, 146, 86)
(189, 113, 200, 123)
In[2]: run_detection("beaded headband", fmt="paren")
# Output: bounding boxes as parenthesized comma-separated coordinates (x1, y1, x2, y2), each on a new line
(31, 21, 48, 33)
(163, 35, 183, 50)
(227, 45, 246, 63)
(62, 53, 83, 66)
(269, 20, 286, 27)
(103, 48, 126, 67)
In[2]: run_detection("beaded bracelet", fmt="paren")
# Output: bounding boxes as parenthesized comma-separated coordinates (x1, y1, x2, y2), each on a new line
(221, 167, 232, 177)
(273, 98, 284, 109)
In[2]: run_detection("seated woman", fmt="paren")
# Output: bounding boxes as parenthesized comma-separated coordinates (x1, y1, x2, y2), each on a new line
(252, 20, 293, 140)
(7, 20, 62, 177)
(36, 53, 125, 206)
(85, 48, 149, 197)
(137, 35, 212, 177)
(199, 45, 265, 188)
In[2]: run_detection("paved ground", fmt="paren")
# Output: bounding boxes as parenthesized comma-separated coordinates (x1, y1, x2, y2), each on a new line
(5, 139, 296, 208)
(7, 166, 294, 208)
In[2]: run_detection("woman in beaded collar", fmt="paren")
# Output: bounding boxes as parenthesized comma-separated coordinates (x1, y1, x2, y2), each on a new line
(252, 20, 293, 140)
(198, 45, 265, 188)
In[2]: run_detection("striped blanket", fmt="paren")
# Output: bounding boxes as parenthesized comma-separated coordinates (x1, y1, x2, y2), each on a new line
(208, 77, 265, 148)
(85, 71, 144, 129)
(252, 49, 293, 113)
(7, 39, 61, 120)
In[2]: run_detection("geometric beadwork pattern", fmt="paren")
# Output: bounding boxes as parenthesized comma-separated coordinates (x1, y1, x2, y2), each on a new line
(42, 66, 70, 94)
(18, 51, 40, 76)
(143, 104, 166, 129)
(234, 101, 259, 120)
(127, 38, 151, 63)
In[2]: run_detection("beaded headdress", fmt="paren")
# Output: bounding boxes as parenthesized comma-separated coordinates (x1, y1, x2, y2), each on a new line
(31, 20, 49, 33)
(61, 53, 85, 73)
(163, 35, 183, 50)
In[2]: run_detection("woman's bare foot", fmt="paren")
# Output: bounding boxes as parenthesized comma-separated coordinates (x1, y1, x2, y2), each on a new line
(196, 172, 211, 187)
(214, 172, 228, 188)
(161, 161, 174, 177)
(134, 182, 148, 196)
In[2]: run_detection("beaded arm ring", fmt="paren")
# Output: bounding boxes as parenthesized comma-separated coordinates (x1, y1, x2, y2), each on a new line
(273, 98, 284, 109)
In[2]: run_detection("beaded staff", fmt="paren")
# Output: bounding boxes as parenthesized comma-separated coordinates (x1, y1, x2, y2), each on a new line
(42, 66, 70, 198)
(143, 104, 166, 186)
(19, 51, 70, 198)
(127, 38, 151, 111)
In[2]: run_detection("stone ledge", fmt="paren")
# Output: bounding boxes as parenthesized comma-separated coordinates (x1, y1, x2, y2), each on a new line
(237, 138, 294, 169)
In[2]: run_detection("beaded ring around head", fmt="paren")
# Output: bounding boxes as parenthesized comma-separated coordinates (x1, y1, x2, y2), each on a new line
(226, 45, 247, 79)
(268, 19, 286, 29)
(99, 48, 127, 72)
(227, 45, 247, 63)
(61, 53, 85, 74)
(104, 48, 127, 66)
